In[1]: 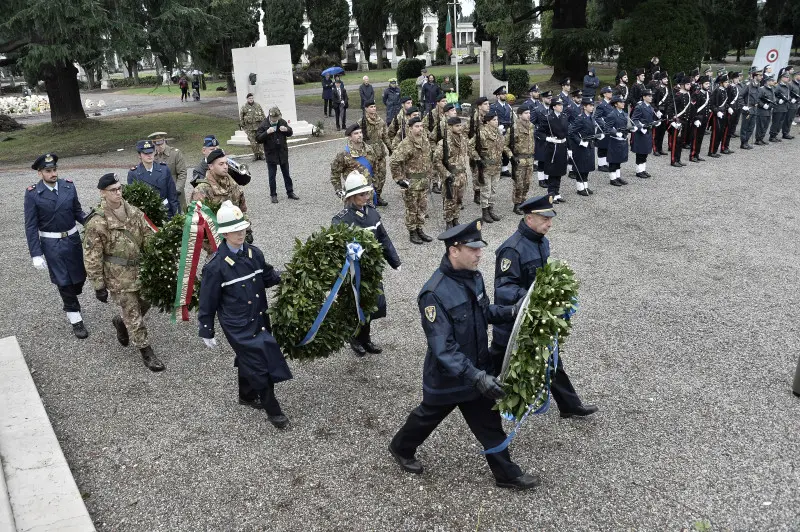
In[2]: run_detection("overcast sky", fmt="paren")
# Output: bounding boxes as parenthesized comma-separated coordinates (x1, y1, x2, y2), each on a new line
(460, 0, 475, 16)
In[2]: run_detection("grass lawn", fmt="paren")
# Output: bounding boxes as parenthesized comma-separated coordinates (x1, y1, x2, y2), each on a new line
(0, 112, 252, 164)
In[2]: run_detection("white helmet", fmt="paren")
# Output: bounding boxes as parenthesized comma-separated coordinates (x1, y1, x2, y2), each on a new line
(343, 171, 373, 199)
(215, 200, 250, 233)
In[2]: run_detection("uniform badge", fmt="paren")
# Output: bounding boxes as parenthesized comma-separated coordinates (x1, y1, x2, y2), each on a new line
(425, 305, 436, 322)
(224, 256, 235, 266)
(44, 154, 54, 163)
(500, 258, 511, 272)
(476, 221, 481, 231)
(248, 248, 252, 258)
(232, 206, 243, 219)
(355, 210, 364, 217)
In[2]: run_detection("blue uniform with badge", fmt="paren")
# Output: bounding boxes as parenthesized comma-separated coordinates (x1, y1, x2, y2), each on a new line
(24, 178, 88, 288)
(390, 219, 528, 485)
(198, 242, 292, 400)
(127, 162, 180, 218)
(631, 101, 656, 154)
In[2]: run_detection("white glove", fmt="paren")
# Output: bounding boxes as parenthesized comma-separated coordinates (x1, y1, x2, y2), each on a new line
(545, 136, 556, 143)
(792, 99, 797, 104)
(32, 256, 47, 270)
(716, 111, 723, 118)
(615, 132, 622, 138)
(632, 126, 638, 133)
(727, 107, 734, 115)
(498, 125, 506, 134)
(567, 150, 573, 157)
(656, 111, 662, 118)
(742, 106, 750, 112)
(203, 338, 218, 349)
(778, 99, 784, 104)
(763, 103, 769, 109)
(694, 120, 701, 127)
(598, 133, 605, 140)
(579, 141, 589, 148)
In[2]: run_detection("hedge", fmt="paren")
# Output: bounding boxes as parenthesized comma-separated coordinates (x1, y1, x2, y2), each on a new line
(397, 58, 426, 82)
(399, 78, 419, 106)
(491, 69, 530, 98)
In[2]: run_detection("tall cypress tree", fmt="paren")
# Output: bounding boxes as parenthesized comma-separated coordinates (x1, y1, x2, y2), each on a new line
(307, 0, 350, 59)
(263, 0, 306, 64)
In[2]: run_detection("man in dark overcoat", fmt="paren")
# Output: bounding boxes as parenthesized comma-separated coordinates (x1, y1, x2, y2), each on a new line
(256, 106, 300, 204)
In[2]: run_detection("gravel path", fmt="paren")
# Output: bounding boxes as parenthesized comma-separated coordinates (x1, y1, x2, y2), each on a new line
(4, 130, 800, 530)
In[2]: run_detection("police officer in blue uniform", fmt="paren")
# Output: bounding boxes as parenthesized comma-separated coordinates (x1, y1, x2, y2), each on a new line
(332, 171, 401, 356)
(568, 97, 600, 196)
(593, 86, 615, 172)
(389, 220, 539, 490)
(127, 140, 180, 218)
(631, 88, 657, 178)
(198, 200, 293, 429)
(491, 86, 513, 177)
(533, 90, 553, 188)
(491, 196, 598, 418)
(24, 153, 90, 338)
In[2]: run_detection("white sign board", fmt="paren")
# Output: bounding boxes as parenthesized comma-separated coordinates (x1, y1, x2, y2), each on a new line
(232, 44, 298, 125)
(751, 35, 794, 77)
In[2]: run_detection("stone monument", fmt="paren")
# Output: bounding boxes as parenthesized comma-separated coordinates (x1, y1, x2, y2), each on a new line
(228, 44, 313, 146)
(479, 41, 505, 98)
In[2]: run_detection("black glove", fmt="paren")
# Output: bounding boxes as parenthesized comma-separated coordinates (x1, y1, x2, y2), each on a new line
(512, 298, 524, 318)
(95, 288, 108, 303)
(475, 159, 485, 170)
(245, 229, 254, 244)
(510, 156, 519, 165)
(396, 179, 410, 189)
(474, 371, 506, 400)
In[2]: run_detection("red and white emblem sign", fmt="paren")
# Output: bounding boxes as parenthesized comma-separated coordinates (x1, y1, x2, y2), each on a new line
(766, 49, 779, 63)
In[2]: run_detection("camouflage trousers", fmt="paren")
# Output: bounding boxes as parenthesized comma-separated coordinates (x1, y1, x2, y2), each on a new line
(403, 185, 429, 231)
(512, 165, 534, 204)
(442, 172, 467, 222)
(245, 129, 264, 159)
(112, 291, 151, 348)
(369, 146, 387, 195)
(480, 164, 501, 208)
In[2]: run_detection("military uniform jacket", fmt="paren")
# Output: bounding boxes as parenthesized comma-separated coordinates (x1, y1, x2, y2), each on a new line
(727, 83, 741, 111)
(332, 205, 400, 319)
(127, 162, 180, 218)
(491, 100, 513, 127)
(24, 178, 87, 286)
(710, 86, 730, 115)
(198, 242, 292, 389)
(630, 81, 645, 109)
(330, 141, 379, 193)
(493, 219, 550, 347)
(192, 172, 248, 212)
(631, 101, 656, 154)
(567, 112, 598, 173)
(192, 158, 208, 186)
(738, 81, 760, 111)
(789, 80, 800, 111)
(388, 110, 408, 141)
(391, 135, 433, 190)
(505, 120, 536, 167)
(153, 145, 187, 191)
(593, 99, 613, 149)
(616, 83, 630, 112)
(83, 200, 155, 293)
(471, 124, 509, 166)
(427, 110, 448, 144)
(601, 108, 630, 164)
(240, 102, 265, 130)
(535, 110, 569, 177)
(755, 86, 775, 116)
(774, 83, 790, 113)
(419, 255, 515, 405)
(690, 90, 711, 121)
(667, 91, 692, 125)
(362, 113, 391, 155)
(434, 129, 471, 178)
(653, 84, 669, 114)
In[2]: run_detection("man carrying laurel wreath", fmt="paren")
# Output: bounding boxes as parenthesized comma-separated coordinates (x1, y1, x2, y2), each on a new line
(491, 195, 598, 419)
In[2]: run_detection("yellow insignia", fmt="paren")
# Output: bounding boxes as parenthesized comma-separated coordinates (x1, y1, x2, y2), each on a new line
(248, 248, 252, 258)
(355, 210, 364, 217)
(232, 206, 243, 219)
(425, 305, 436, 322)
(361, 174, 369, 185)
(501, 258, 511, 272)
(224, 256, 235, 266)
(44, 154, 54, 162)
(143, 141, 152, 149)
(548, 196, 554, 204)
(476, 220, 481, 231)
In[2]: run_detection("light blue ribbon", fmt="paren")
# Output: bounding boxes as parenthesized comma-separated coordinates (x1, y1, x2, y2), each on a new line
(296, 242, 366, 347)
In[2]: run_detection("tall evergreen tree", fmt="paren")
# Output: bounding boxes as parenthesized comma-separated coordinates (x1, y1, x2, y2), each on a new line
(263, 0, 306, 64)
(391, 0, 426, 59)
(307, 0, 350, 59)
(352, 0, 390, 64)
(142, 0, 208, 73)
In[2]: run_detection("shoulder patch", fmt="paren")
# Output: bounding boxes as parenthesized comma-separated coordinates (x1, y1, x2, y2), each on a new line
(500, 258, 512, 272)
(65, 179, 73, 183)
(248, 248, 252, 259)
(224, 256, 235, 266)
(334, 209, 348, 219)
(425, 305, 436, 322)
(27, 184, 35, 191)
(130, 166, 137, 171)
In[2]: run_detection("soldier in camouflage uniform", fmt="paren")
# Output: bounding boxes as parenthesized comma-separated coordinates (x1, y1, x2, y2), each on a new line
(330, 123, 379, 199)
(388, 97, 413, 141)
(434, 117, 470, 229)
(390, 116, 434, 245)
(468, 97, 491, 204)
(360, 101, 392, 206)
(149, 131, 188, 212)
(83, 173, 163, 372)
(240, 93, 266, 160)
(391, 106, 422, 151)
(191, 149, 252, 244)
(505, 105, 536, 214)
(471, 111, 511, 224)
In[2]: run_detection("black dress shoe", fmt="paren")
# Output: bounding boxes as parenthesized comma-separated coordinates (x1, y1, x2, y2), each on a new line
(576, 189, 589, 196)
(769, 137, 781, 142)
(783, 135, 794, 140)
(538, 180, 549, 188)
(689, 157, 698, 162)
(512, 203, 523, 214)
(112, 315, 129, 346)
(362, 341, 382, 354)
(696, 156, 706, 162)
(431, 183, 442, 194)
(271, 196, 278, 204)
(643, 171, 652, 178)
(268, 414, 289, 429)
(617, 177, 628, 185)
(636, 172, 649, 179)
(708, 153, 721, 158)
(567, 171, 577, 179)
(349, 339, 367, 357)
(721, 149, 733, 154)
(72, 321, 89, 339)
(597, 165, 609, 172)
(755, 139, 766, 145)
(238, 397, 264, 410)
(388, 443, 423, 474)
(609, 179, 622, 186)
(659, 151, 668, 156)
(416, 228, 433, 242)
(496, 472, 541, 490)
(740, 144, 752, 149)
(731, 133, 739, 138)
(652, 151, 661, 157)
(586, 187, 594, 195)
(376, 196, 389, 206)
(678, 162, 687, 167)
(501, 170, 512, 177)
(670, 162, 683, 168)
(560, 404, 599, 418)
(287, 192, 300, 200)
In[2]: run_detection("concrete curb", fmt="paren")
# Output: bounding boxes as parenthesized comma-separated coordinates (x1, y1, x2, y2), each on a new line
(0, 336, 95, 532)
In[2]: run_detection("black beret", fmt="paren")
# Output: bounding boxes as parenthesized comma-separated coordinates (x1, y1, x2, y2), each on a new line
(32, 153, 58, 170)
(560, 77, 571, 86)
(516, 105, 531, 115)
(345, 123, 361, 136)
(408, 116, 422, 127)
(205, 148, 226, 165)
(400, 96, 412, 103)
(405, 106, 419, 115)
(436, 93, 448, 102)
(246, 92, 253, 98)
(364, 99, 376, 107)
(482, 111, 498, 123)
(443, 103, 455, 112)
(97, 172, 119, 190)
(475, 96, 489, 106)
(634, 68, 645, 76)
(447, 116, 462, 125)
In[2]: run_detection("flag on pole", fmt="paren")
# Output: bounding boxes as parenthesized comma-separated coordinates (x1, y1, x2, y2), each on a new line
(445, 12, 453, 56)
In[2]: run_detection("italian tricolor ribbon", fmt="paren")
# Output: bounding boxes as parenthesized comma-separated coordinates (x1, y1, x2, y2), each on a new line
(171, 200, 221, 322)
